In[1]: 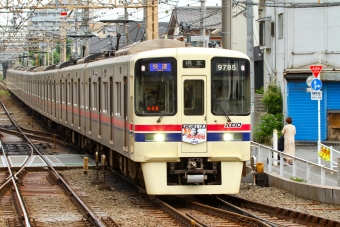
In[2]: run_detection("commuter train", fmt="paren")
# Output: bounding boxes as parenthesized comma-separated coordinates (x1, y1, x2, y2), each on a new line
(7, 39, 251, 195)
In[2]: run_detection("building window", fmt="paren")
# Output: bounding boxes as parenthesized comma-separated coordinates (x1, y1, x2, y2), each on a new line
(259, 21, 265, 46)
(278, 13, 283, 39)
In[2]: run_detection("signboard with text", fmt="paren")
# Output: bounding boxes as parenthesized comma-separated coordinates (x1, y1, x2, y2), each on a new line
(311, 91, 322, 100)
(310, 65, 323, 78)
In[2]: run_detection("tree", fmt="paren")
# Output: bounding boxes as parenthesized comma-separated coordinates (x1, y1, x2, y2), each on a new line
(54, 38, 72, 63)
(254, 85, 283, 144)
(262, 85, 283, 115)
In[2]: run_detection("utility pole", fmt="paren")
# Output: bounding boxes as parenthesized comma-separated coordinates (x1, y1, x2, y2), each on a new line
(124, 0, 129, 46)
(60, 16, 67, 63)
(200, 0, 206, 47)
(75, 8, 79, 59)
(222, 0, 232, 49)
(81, 8, 90, 57)
(46, 41, 53, 66)
(145, 0, 158, 40)
(246, 0, 255, 140)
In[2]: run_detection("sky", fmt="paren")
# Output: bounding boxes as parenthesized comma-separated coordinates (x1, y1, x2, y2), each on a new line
(93, 0, 222, 23)
(0, 0, 222, 26)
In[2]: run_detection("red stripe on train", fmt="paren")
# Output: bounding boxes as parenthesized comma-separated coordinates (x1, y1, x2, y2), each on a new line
(134, 125, 182, 131)
(207, 124, 251, 131)
(134, 124, 251, 132)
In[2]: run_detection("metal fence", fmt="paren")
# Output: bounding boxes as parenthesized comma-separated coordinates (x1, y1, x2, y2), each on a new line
(251, 141, 339, 187)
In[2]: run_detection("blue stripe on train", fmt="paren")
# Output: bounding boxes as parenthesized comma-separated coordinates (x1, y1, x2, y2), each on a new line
(134, 132, 251, 142)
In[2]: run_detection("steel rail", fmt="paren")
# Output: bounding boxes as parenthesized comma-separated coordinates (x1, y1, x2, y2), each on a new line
(107, 167, 203, 227)
(0, 97, 106, 227)
(1, 141, 31, 227)
(0, 143, 34, 189)
(220, 194, 340, 226)
(186, 200, 272, 227)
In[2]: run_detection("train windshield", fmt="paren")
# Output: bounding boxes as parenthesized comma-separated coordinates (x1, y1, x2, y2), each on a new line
(211, 57, 250, 115)
(134, 58, 177, 116)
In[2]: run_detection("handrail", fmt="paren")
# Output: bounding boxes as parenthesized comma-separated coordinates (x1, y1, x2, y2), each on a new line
(251, 141, 338, 187)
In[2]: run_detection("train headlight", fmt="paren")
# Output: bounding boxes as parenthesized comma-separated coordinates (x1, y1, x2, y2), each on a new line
(154, 133, 165, 142)
(223, 133, 242, 141)
(146, 133, 165, 142)
(223, 133, 233, 141)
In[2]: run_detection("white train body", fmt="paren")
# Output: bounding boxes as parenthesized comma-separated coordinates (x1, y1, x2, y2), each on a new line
(7, 39, 251, 195)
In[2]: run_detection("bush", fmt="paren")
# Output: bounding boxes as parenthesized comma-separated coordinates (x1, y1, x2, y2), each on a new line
(254, 113, 283, 144)
(255, 86, 264, 94)
(262, 85, 282, 115)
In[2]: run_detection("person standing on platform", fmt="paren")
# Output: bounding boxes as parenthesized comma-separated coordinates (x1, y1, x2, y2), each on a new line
(281, 117, 296, 165)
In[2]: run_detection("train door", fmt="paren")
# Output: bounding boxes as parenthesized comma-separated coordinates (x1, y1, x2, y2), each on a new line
(78, 78, 81, 129)
(88, 78, 92, 133)
(181, 76, 207, 153)
(54, 81, 57, 120)
(98, 77, 102, 138)
(66, 79, 69, 124)
(123, 76, 128, 149)
(71, 79, 74, 125)
(109, 77, 113, 143)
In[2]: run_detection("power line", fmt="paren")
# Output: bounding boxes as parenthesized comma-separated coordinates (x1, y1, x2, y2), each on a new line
(235, 1, 340, 8)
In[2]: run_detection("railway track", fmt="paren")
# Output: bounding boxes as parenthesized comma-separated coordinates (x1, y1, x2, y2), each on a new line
(103, 164, 340, 227)
(104, 167, 271, 227)
(191, 194, 340, 227)
(0, 96, 118, 227)
(0, 126, 75, 147)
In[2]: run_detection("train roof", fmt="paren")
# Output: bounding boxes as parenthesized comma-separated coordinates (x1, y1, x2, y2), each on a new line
(114, 39, 185, 57)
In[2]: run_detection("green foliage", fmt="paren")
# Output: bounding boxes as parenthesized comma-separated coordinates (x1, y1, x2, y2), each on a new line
(254, 113, 283, 144)
(262, 85, 283, 115)
(55, 38, 72, 61)
(53, 51, 60, 65)
(0, 91, 10, 96)
(290, 176, 307, 183)
(254, 85, 284, 143)
(255, 86, 264, 94)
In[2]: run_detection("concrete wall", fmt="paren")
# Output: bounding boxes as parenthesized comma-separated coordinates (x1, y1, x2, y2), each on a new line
(243, 172, 340, 205)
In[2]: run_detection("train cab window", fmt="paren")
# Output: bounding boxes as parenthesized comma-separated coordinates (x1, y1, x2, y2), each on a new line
(211, 58, 250, 115)
(134, 58, 177, 116)
(184, 80, 204, 116)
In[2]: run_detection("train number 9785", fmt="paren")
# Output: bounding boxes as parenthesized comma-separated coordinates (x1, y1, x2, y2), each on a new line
(216, 63, 238, 71)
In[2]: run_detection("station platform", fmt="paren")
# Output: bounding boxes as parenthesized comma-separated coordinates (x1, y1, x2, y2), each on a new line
(0, 154, 97, 169)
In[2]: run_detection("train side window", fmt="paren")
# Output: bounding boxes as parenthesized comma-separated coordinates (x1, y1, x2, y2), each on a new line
(62, 82, 66, 104)
(68, 81, 71, 105)
(74, 81, 77, 106)
(103, 82, 108, 113)
(116, 82, 121, 116)
(93, 82, 97, 111)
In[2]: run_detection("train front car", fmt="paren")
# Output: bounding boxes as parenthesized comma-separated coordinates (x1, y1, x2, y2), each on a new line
(132, 47, 251, 195)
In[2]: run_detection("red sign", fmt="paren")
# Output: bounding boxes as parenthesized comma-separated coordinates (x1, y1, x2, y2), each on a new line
(60, 12, 67, 17)
(310, 65, 323, 78)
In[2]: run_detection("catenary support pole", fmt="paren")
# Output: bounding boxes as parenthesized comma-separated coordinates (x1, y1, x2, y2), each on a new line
(246, 0, 255, 140)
